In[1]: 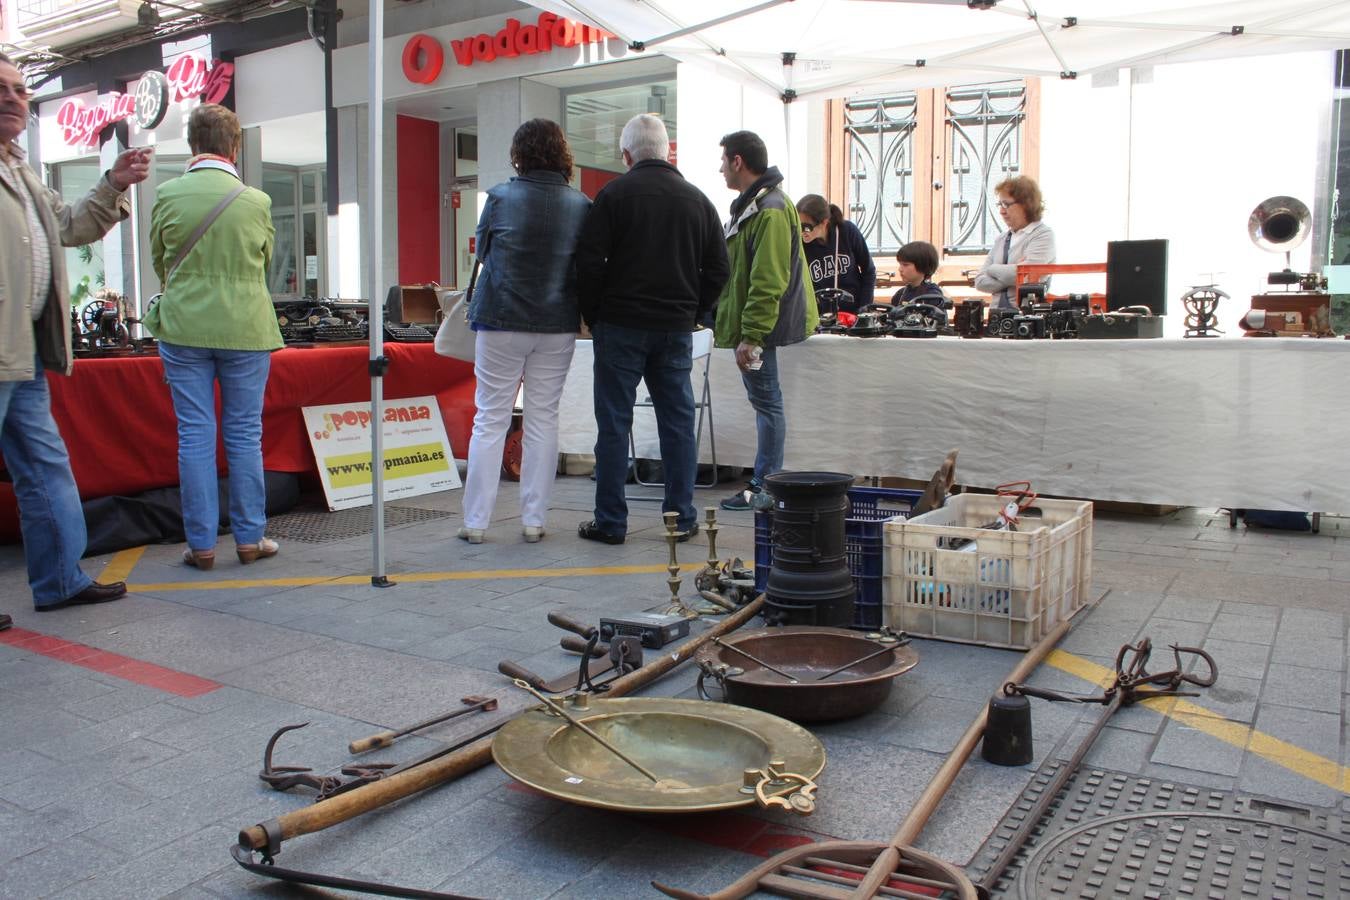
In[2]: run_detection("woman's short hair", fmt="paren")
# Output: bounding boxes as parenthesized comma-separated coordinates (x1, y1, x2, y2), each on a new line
(797, 194, 845, 230)
(511, 118, 573, 180)
(994, 175, 1044, 222)
(896, 241, 940, 278)
(187, 104, 241, 159)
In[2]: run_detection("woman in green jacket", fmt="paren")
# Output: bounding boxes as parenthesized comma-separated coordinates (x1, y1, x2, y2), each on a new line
(145, 104, 282, 571)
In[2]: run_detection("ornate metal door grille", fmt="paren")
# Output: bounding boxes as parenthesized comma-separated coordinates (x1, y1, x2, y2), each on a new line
(945, 83, 1026, 254)
(844, 95, 919, 254)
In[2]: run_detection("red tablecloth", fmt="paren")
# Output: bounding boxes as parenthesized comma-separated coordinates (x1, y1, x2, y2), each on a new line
(0, 343, 475, 541)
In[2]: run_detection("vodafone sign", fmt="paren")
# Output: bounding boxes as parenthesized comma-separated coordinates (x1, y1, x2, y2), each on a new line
(402, 13, 613, 84)
(55, 53, 235, 147)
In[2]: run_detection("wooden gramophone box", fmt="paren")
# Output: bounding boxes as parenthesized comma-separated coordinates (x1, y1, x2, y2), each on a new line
(1250, 292, 1333, 336)
(384, 284, 446, 325)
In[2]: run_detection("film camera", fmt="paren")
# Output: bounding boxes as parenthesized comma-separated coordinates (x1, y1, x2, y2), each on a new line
(1009, 313, 1048, 340)
(954, 299, 986, 338)
(987, 307, 1019, 337)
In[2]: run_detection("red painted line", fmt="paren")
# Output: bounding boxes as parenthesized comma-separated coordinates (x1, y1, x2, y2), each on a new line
(0, 627, 220, 697)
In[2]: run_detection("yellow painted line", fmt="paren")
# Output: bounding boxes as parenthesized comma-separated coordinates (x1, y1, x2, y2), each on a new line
(130, 563, 670, 592)
(101, 546, 147, 584)
(1046, 649, 1350, 793)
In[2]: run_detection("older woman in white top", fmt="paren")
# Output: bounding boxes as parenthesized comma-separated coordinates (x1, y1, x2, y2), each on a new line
(974, 175, 1055, 309)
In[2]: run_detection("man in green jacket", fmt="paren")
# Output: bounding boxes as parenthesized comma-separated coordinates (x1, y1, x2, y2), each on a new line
(0, 51, 150, 612)
(714, 130, 817, 511)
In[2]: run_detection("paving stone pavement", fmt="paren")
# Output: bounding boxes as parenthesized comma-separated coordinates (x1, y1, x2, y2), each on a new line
(0, 479, 1346, 898)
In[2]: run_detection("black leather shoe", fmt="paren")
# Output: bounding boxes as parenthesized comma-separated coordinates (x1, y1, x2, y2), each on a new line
(577, 520, 625, 545)
(0, 613, 11, 630)
(35, 581, 127, 612)
(676, 522, 700, 543)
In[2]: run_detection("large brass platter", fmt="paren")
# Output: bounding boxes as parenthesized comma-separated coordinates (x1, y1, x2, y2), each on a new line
(492, 696, 826, 813)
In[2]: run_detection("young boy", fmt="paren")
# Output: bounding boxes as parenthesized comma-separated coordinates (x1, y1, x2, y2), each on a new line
(890, 241, 946, 307)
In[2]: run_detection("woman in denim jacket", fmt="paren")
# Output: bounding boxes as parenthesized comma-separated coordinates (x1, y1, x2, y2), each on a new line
(458, 119, 590, 544)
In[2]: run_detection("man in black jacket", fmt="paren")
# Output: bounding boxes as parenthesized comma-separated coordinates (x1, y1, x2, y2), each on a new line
(575, 114, 730, 545)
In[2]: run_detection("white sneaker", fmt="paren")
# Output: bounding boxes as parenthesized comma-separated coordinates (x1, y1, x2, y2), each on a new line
(523, 525, 545, 543)
(457, 526, 485, 544)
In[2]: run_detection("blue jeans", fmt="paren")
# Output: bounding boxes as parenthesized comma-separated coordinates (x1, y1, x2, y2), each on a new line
(591, 322, 696, 535)
(0, 356, 93, 606)
(741, 345, 785, 484)
(158, 342, 271, 551)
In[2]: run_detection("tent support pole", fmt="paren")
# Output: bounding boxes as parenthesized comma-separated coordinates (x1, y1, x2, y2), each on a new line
(367, 0, 391, 588)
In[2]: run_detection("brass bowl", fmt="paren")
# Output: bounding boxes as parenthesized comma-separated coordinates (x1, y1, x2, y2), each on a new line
(492, 696, 825, 814)
(696, 626, 919, 722)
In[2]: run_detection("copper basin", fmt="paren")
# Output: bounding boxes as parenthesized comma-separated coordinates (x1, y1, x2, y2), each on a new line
(695, 626, 919, 722)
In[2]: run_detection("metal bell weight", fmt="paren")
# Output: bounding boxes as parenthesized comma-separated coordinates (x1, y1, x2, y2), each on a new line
(981, 687, 1033, 766)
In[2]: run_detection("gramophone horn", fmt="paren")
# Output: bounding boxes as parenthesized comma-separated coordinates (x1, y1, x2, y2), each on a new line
(1248, 195, 1310, 253)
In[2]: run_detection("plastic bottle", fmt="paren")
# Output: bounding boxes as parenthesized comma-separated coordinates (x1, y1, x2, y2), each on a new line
(747, 346, 764, 371)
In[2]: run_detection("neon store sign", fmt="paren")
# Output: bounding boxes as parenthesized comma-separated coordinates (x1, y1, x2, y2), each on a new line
(401, 13, 614, 84)
(55, 53, 235, 147)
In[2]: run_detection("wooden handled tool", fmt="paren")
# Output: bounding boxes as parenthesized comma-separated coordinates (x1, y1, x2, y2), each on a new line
(347, 696, 498, 754)
(546, 610, 596, 638)
(560, 634, 607, 657)
(496, 660, 547, 689)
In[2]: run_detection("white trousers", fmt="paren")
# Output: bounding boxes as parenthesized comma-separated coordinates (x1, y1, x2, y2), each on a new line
(461, 329, 576, 530)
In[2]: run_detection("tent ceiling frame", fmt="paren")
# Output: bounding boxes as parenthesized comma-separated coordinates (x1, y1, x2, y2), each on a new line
(631, 0, 794, 51)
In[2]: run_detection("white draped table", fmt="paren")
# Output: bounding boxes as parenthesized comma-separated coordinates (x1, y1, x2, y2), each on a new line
(556, 334, 1347, 513)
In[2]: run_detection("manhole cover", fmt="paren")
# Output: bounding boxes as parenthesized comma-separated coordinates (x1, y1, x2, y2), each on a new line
(1016, 811, 1349, 898)
(265, 506, 451, 543)
(970, 765, 1350, 899)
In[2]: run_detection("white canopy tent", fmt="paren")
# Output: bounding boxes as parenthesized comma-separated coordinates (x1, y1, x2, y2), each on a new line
(358, 0, 1350, 579)
(518, 0, 1350, 101)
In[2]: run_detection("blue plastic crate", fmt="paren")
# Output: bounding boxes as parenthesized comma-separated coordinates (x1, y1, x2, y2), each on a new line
(754, 486, 923, 629)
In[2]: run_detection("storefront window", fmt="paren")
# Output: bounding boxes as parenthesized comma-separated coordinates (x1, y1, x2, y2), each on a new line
(565, 76, 676, 195)
(263, 167, 299, 296)
(51, 160, 104, 308)
(260, 165, 327, 299)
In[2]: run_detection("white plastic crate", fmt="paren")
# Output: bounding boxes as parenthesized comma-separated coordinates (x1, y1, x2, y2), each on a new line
(882, 495, 1093, 649)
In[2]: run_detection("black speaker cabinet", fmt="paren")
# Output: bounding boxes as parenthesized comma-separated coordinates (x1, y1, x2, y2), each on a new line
(1107, 239, 1168, 316)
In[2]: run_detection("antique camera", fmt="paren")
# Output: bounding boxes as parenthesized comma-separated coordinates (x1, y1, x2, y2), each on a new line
(889, 302, 945, 338)
(1045, 294, 1090, 339)
(1016, 282, 1047, 308)
(954, 299, 985, 338)
(1010, 314, 1047, 340)
(987, 307, 1019, 337)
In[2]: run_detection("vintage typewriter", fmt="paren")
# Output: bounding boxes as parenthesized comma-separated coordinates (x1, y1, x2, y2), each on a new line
(275, 299, 370, 344)
(313, 320, 370, 342)
(383, 322, 435, 343)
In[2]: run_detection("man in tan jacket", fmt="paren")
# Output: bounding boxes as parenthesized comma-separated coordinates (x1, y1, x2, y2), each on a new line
(0, 51, 150, 614)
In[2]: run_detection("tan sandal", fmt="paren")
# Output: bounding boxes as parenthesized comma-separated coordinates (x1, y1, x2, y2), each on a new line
(236, 537, 279, 564)
(183, 548, 215, 571)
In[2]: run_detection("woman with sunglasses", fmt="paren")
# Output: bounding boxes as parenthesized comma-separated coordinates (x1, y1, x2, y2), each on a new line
(974, 175, 1056, 310)
(796, 194, 875, 314)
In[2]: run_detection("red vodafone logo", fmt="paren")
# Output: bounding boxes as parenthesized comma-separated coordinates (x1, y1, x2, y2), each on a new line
(401, 13, 614, 85)
(402, 34, 444, 84)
